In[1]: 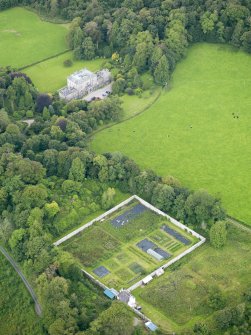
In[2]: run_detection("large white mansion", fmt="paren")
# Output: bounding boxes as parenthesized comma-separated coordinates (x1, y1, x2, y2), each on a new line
(58, 68, 111, 101)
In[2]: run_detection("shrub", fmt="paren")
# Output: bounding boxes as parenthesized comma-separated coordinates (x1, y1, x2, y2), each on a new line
(210, 221, 227, 248)
(63, 59, 73, 67)
(26, 110, 34, 118)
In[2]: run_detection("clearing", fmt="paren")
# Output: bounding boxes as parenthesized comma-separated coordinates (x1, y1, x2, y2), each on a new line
(0, 7, 68, 68)
(91, 43, 251, 225)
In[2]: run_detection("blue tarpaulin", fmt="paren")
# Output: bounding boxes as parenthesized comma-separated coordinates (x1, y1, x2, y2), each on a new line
(104, 289, 116, 300)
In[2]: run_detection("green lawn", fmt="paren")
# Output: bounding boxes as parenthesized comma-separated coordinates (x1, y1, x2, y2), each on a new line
(0, 7, 68, 68)
(61, 199, 198, 290)
(0, 253, 43, 335)
(91, 43, 251, 225)
(134, 225, 251, 333)
(121, 88, 161, 119)
(24, 52, 105, 93)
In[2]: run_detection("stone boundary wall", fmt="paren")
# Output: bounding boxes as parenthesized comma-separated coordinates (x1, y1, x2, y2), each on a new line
(81, 269, 109, 291)
(134, 195, 204, 240)
(127, 239, 205, 292)
(127, 195, 206, 292)
(53, 195, 136, 246)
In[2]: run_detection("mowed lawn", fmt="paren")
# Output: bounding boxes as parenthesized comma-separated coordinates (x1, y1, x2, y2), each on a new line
(24, 52, 104, 92)
(134, 225, 251, 333)
(0, 7, 68, 68)
(0, 253, 43, 335)
(92, 44, 251, 224)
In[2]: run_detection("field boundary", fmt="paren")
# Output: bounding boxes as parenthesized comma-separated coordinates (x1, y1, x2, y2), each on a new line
(21, 6, 71, 24)
(88, 89, 162, 139)
(227, 216, 251, 233)
(18, 49, 71, 71)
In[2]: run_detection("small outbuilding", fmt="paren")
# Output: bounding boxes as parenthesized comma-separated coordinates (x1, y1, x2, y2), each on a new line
(104, 289, 116, 300)
(118, 290, 136, 308)
(145, 321, 158, 332)
(142, 275, 153, 285)
(155, 268, 164, 277)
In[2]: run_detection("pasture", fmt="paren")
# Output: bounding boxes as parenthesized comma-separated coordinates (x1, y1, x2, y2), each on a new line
(134, 225, 251, 333)
(61, 199, 198, 290)
(0, 253, 43, 335)
(91, 43, 251, 225)
(24, 52, 104, 93)
(0, 7, 68, 68)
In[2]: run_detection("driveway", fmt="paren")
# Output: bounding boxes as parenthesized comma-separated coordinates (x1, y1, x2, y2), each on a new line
(83, 83, 112, 102)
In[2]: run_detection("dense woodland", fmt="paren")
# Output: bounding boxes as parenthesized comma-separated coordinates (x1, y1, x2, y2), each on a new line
(1, 0, 251, 334)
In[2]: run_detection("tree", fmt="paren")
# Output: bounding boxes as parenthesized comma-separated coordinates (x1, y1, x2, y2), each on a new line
(45, 201, 60, 218)
(151, 183, 174, 212)
(241, 31, 251, 53)
(208, 287, 226, 310)
(154, 55, 170, 85)
(9, 228, 26, 259)
(69, 157, 85, 182)
(7, 158, 46, 184)
(19, 185, 48, 209)
(193, 323, 210, 335)
(88, 301, 133, 335)
(185, 190, 225, 227)
(36, 94, 52, 113)
(210, 221, 227, 249)
(101, 187, 116, 209)
(82, 37, 95, 60)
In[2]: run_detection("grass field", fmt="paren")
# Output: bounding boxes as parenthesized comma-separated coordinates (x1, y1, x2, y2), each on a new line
(0, 253, 43, 335)
(91, 43, 251, 225)
(24, 52, 104, 93)
(121, 88, 161, 119)
(134, 225, 251, 333)
(61, 199, 198, 290)
(0, 7, 68, 68)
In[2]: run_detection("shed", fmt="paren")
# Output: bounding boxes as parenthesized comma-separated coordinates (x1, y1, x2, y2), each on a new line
(156, 268, 164, 277)
(142, 275, 153, 285)
(118, 290, 136, 308)
(145, 321, 158, 332)
(104, 289, 116, 300)
(110, 288, 119, 297)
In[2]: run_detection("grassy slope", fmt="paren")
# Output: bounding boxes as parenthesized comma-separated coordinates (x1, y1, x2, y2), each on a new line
(0, 7, 68, 68)
(24, 52, 104, 93)
(0, 253, 43, 335)
(91, 44, 251, 224)
(134, 225, 251, 333)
